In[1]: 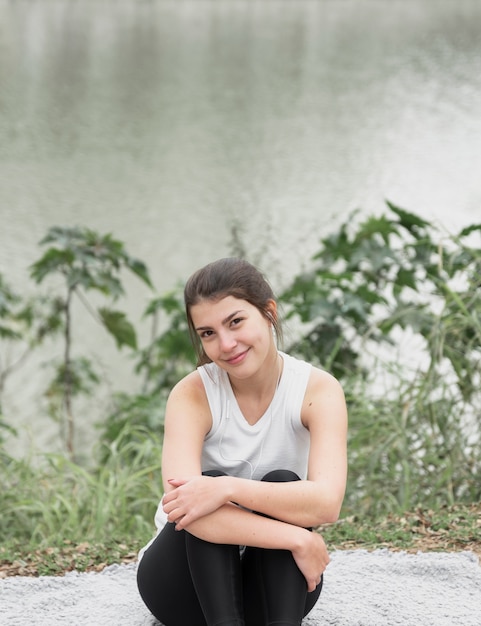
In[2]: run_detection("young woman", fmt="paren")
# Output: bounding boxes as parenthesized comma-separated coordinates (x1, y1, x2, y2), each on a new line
(137, 258, 348, 626)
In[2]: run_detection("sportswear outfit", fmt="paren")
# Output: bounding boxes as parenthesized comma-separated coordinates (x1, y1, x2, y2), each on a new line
(137, 352, 323, 625)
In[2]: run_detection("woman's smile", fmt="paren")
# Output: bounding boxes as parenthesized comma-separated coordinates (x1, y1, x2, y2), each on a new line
(225, 348, 250, 366)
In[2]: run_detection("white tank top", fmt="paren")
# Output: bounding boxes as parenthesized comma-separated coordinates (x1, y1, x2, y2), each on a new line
(199, 351, 312, 481)
(138, 351, 312, 560)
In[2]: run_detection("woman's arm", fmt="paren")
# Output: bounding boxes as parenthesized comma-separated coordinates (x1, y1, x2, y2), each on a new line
(178, 499, 329, 592)
(161, 369, 336, 590)
(164, 367, 348, 530)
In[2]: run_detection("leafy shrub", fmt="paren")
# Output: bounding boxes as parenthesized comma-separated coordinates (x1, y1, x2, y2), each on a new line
(281, 201, 481, 515)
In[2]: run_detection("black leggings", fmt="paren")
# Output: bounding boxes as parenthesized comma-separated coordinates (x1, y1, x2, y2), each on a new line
(137, 470, 323, 626)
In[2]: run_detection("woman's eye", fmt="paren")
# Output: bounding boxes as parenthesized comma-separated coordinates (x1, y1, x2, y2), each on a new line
(231, 317, 243, 327)
(200, 330, 213, 339)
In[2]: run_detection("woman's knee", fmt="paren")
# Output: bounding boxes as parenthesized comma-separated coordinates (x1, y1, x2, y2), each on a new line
(203, 469, 228, 477)
(261, 469, 300, 483)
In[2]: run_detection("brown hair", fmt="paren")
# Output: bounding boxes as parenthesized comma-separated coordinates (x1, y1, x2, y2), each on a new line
(184, 258, 283, 365)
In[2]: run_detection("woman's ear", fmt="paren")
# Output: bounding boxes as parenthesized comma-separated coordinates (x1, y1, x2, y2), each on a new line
(266, 299, 278, 324)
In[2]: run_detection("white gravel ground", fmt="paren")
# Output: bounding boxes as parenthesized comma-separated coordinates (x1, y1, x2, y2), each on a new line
(0, 549, 480, 626)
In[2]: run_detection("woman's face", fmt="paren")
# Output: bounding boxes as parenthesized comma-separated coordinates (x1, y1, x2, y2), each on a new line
(190, 295, 276, 378)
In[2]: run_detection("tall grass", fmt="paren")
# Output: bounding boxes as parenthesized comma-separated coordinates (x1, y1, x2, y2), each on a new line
(0, 425, 162, 549)
(344, 363, 481, 518)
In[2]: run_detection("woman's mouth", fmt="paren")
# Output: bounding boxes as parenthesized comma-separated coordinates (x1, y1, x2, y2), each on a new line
(226, 350, 248, 365)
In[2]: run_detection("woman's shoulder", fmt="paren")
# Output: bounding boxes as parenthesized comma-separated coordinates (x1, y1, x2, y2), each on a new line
(166, 370, 213, 429)
(170, 361, 227, 405)
(169, 369, 207, 402)
(308, 364, 344, 391)
(299, 364, 347, 431)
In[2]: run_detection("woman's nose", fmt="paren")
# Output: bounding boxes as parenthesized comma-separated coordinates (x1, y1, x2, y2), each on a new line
(219, 331, 237, 352)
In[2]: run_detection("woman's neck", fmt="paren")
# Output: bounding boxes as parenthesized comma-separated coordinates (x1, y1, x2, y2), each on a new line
(229, 348, 283, 402)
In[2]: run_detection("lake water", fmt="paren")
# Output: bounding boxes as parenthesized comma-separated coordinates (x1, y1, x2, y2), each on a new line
(1, 0, 480, 457)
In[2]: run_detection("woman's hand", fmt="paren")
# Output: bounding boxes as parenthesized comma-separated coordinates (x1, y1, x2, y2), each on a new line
(162, 475, 230, 530)
(291, 530, 330, 592)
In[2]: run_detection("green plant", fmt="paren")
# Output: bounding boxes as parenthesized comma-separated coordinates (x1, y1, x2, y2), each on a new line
(0, 423, 162, 548)
(97, 288, 195, 455)
(98, 391, 166, 463)
(281, 201, 481, 390)
(0, 274, 62, 413)
(29, 226, 153, 457)
(3, 205, 480, 557)
(343, 366, 480, 518)
(135, 289, 195, 395)
(281, 202, 481, 515)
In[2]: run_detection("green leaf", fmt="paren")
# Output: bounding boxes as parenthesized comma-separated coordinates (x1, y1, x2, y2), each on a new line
(395, 267, 417, 290)
(354, 284, 388, 306)
(350, 239, 396, 273)
(90, 271, 124, 298)
(316, 218, 353, 262)
(379, 304, 434, 335)
(98, 308, 137, 349)
(38, 225, 84, 247)
(30, 248, 76, 283)
(342, 292, 371, 320)
(356, 215, 399, 245)
(458, 223, 481, 238)
(308, 298, 339, 322)
(386, 200, 430, 235)
(124, 257, 153, 288)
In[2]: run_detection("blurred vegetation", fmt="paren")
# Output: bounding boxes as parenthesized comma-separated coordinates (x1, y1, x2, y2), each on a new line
(0, 202, 480, 558)
(29, 226, 153, 457)
(280, 201, 481, 517)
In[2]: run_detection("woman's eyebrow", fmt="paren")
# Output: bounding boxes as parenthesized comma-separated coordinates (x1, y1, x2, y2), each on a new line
(195, 310, 245, 331)
(222, 310, 245, 325)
